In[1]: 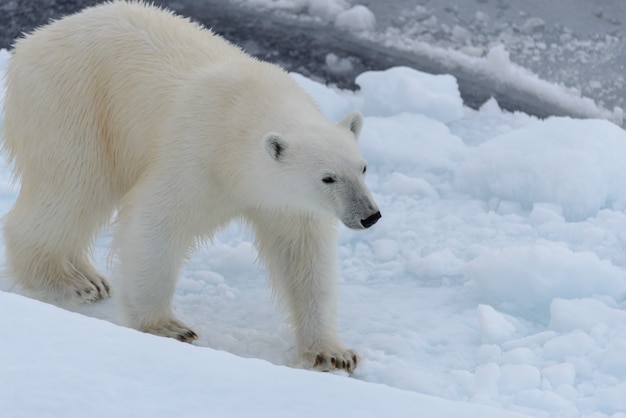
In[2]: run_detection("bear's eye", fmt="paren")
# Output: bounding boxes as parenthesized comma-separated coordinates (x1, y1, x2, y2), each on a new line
(322, 176, 336, 184)
(362, 165, 367, 174)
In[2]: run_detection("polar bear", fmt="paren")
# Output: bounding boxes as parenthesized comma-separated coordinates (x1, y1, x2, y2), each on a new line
(2, 1, 381, 372)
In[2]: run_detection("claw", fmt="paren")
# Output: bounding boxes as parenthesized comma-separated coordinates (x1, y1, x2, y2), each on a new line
(176, 329, 198, 342)
(314, 354, 323, 367)
(307, 350, 359, 373)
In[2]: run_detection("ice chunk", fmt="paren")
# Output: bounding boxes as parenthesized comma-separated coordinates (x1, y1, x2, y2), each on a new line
(515, 390, 579, 417)
(325, 53, 354, 74)
(308, 0, 349, 20)
(456, 117, 626, 220)
(335, 5, 376, 32)
(595, 382, 626, 414)
(596, 340, 626, 379)
(355, 67, 464, 122)
(528, 203, 564, 225)
(499, 364, 541, 394)
(464, 240, 626, 319)
(542, 331, 597, 360)
(359, 113, 466, 171)
(500, 347, 536, 365)
(289, 72, 355, 119)
(477, 304, 517, 344)
(408, 248, 463, 279)
(473, 362, 501, 398)
(549, 298, 626, 334)
(541, 363, 576, 388)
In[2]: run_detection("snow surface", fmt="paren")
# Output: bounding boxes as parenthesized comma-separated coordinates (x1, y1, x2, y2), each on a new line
(2, 46, 626, 417)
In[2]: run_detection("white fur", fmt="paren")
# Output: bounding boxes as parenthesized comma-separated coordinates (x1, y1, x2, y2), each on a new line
(2, 1, 380, 372)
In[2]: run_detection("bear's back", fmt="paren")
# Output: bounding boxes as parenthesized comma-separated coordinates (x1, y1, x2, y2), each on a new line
(12, 1, 244, 73)
(5, 1, 249, 194)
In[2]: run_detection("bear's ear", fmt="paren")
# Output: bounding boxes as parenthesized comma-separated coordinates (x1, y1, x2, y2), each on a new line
(338, 110, 363, 139)
(264, 132, 287, 161)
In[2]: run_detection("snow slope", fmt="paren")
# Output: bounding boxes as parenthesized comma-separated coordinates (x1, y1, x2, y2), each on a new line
(1, 46, 626, 418)
(2, 292, 533, 418)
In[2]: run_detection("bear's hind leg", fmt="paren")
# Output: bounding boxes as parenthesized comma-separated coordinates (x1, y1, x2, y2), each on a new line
(3, 187, 112, 304)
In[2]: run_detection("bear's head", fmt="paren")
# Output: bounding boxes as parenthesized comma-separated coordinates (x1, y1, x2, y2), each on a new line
(262, 110, 381, 230)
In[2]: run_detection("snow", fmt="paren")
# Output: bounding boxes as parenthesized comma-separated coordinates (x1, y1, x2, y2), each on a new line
(2, 46, 626, 418)
(2, 291, 532, 418)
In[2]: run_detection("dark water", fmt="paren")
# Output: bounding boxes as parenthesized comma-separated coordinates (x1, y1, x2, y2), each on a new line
(364, 0, 626, 116)
(2, 0, 624, 121)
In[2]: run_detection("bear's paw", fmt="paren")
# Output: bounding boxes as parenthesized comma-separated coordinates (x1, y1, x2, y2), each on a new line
(304, 349, 359, 374)
(142, 319, 198, 343)
(58, 267, 111, 304)
(75, 275, 111, 303)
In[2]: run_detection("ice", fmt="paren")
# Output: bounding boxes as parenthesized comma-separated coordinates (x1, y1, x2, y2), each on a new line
(325, 52, 354, 74)
(516, 390, 579, 417)
(2, 45, 626, 417)
(549, 298, 626, 334)
(287, 72, 355, 119)
(464, 241, 626, 319)
(477, 304, 517, 344)
(542, 331, 597, 360)
(499, 364, 541, 394)
(473, 362, 501, 399)
(520, 18, 546, 34)
(451, 25, 472, 43)
(355, 66, 464, 122)
(236, 0, 377, 34)
(358, 113, 465, 175)
(455, 116, 626, 221)
(382, 172, 439, 199)
(501, 347, 537, 365)
(596, 340, 626, 379)
(370, 238, 400, 262)
(541, 362, 576, 388)
(335, 5, 376, 33)
(528, 203, 564, 226)
(597, 382, 626, 413)
(306, 0, 349, 20)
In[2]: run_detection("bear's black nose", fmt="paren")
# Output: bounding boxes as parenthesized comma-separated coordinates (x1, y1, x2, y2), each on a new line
(361, 211, 381, 228)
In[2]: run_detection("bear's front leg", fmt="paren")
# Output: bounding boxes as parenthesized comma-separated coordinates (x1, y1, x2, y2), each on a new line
(252, 211, 358, 373)
(114, 181, 201, 343)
